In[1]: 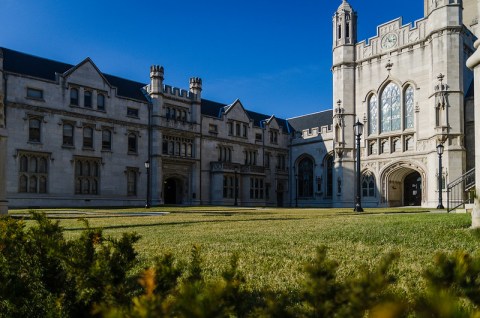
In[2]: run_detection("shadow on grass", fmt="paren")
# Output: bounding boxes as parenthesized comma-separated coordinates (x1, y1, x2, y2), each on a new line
(62, 217, 307, 232)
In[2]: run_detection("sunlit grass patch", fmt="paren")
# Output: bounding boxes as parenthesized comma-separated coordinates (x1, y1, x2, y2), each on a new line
(13, 207, 476, 300)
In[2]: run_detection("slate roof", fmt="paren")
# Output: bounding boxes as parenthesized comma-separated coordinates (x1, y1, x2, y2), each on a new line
(287, 110, 333, 132)
(201, 99, 290, 133)
(1, 47, 149, 102)
(1, 47, 309, 132)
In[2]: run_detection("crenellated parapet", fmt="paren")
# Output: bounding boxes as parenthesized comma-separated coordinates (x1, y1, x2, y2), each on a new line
(189, 77, 202, 100)
(355, 17, 428, 62)
(149, 65, 164, 95)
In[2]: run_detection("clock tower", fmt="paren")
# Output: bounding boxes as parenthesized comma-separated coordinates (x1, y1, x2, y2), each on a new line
(332, 0, 357, 206)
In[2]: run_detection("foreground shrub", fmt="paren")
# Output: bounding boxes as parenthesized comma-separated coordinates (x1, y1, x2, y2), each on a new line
(0, 212, 140, 317)
(3, 212, 480, 317)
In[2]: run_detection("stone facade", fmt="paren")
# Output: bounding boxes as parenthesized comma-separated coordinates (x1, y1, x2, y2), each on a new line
(0, 0, 477, 210)
(0, 49, 289, 208)
(288, 0, 477, 208)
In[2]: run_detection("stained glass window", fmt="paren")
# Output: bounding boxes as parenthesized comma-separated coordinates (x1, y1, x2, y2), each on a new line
(405, 86, 414, 129)
(381, 83, 401, 132)
(368, 95, 378, 135)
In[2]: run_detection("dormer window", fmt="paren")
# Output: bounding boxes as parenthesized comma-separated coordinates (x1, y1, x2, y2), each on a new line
(70, 88, 79, 106)
(84, 91, 92, 108)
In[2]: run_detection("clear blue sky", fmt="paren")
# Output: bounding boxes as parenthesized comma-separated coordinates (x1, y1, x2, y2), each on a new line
(0, 0, 423, 119)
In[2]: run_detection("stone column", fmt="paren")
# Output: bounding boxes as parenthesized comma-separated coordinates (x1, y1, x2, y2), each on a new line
(466, 0, 480, 227)
(0, 98, 7, 215)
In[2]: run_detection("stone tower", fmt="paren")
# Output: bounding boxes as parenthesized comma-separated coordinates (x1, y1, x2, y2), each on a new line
(332, 0, 357, 207)
(149, 65, 165, 205)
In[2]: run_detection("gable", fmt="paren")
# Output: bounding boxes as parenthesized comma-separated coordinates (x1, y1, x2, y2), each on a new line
(224, 100, 251, 123)
(267, 117, 280, 130)
(64, 59, 111, 91)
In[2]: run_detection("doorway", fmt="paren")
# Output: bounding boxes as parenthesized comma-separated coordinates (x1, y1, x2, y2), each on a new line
(404, 171, 422, 206)
(164, 178, 180, 204)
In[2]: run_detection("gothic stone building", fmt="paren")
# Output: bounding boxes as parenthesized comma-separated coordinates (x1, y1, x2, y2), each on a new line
(0, 0, 477, 212)
(288, 0, 477, 208)
(0, 49, 289, 209)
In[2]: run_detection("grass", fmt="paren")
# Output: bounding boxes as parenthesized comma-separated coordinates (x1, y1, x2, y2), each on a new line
(10, 207, 479, 300)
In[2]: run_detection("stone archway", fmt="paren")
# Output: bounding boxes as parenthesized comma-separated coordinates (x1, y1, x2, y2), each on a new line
(163, 177, 183, 204)
(380, 161, 426, 207)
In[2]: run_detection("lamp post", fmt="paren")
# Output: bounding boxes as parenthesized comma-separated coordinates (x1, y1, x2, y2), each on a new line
(234, 167, 238, 206)
(354, 119, 364, 212)
(144, 160, 151, 208)
(437, 143, 445, 209)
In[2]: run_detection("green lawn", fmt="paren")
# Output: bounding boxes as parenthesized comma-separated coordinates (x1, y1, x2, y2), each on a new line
(12, 207, 479, 301)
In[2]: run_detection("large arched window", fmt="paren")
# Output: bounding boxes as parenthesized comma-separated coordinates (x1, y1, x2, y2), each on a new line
(404, 86, 414, 129)
(381, 83, 401, 133)
(298, 157, 314, 198)
(368, 95, 378, 135)
(362, 173, 376, 197)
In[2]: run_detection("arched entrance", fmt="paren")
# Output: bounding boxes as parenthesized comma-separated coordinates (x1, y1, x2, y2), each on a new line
(380, 161, 426, 207)
(404, 171, 422, 206)
(164, 178, 183, 204)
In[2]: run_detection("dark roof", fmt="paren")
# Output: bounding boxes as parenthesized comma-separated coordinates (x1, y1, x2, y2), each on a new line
(287, 110, 333, 132)
(1, 47, 148, 102)
(201, 99, 290, 133)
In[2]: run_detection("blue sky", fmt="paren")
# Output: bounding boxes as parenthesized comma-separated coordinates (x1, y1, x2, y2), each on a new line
(1, 0, 423, 119)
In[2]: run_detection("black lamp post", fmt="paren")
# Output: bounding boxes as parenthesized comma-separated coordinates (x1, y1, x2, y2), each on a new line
(234, 167, 238, 206)
(145, 160, 151, 208)
(437, 143, 445, 209)
(354, 119, 364, 212)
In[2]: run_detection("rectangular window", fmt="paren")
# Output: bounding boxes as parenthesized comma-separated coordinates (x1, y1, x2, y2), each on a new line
(127, 168, 138, 196)
(84, 91, 92, 108)
(128, 133, 137, 153)
(127, 108, 139, 118)
(228, 122, 233, 135)
(209, 124, 218, 133)
(27, 88, 43, 100)
(70, 88, 79, 106)
(74, 157, 101, 195)
(102, 129, 112, 150)
(18, 152, 49, 194)
(28, 118, 41, 143)
(255, 133, 262, 141)
(236, 123, 241, 136)
(97, 94, 105, 111)
(83, 127, 94, 149)
(223, 175, 234, 199)
(242, 124, 248, 137)
(249, 177, 264, 199)
(63, 123, 74, 146)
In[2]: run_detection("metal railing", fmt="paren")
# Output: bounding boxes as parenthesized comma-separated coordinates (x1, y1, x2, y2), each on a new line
(447, 168, 475, 212)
